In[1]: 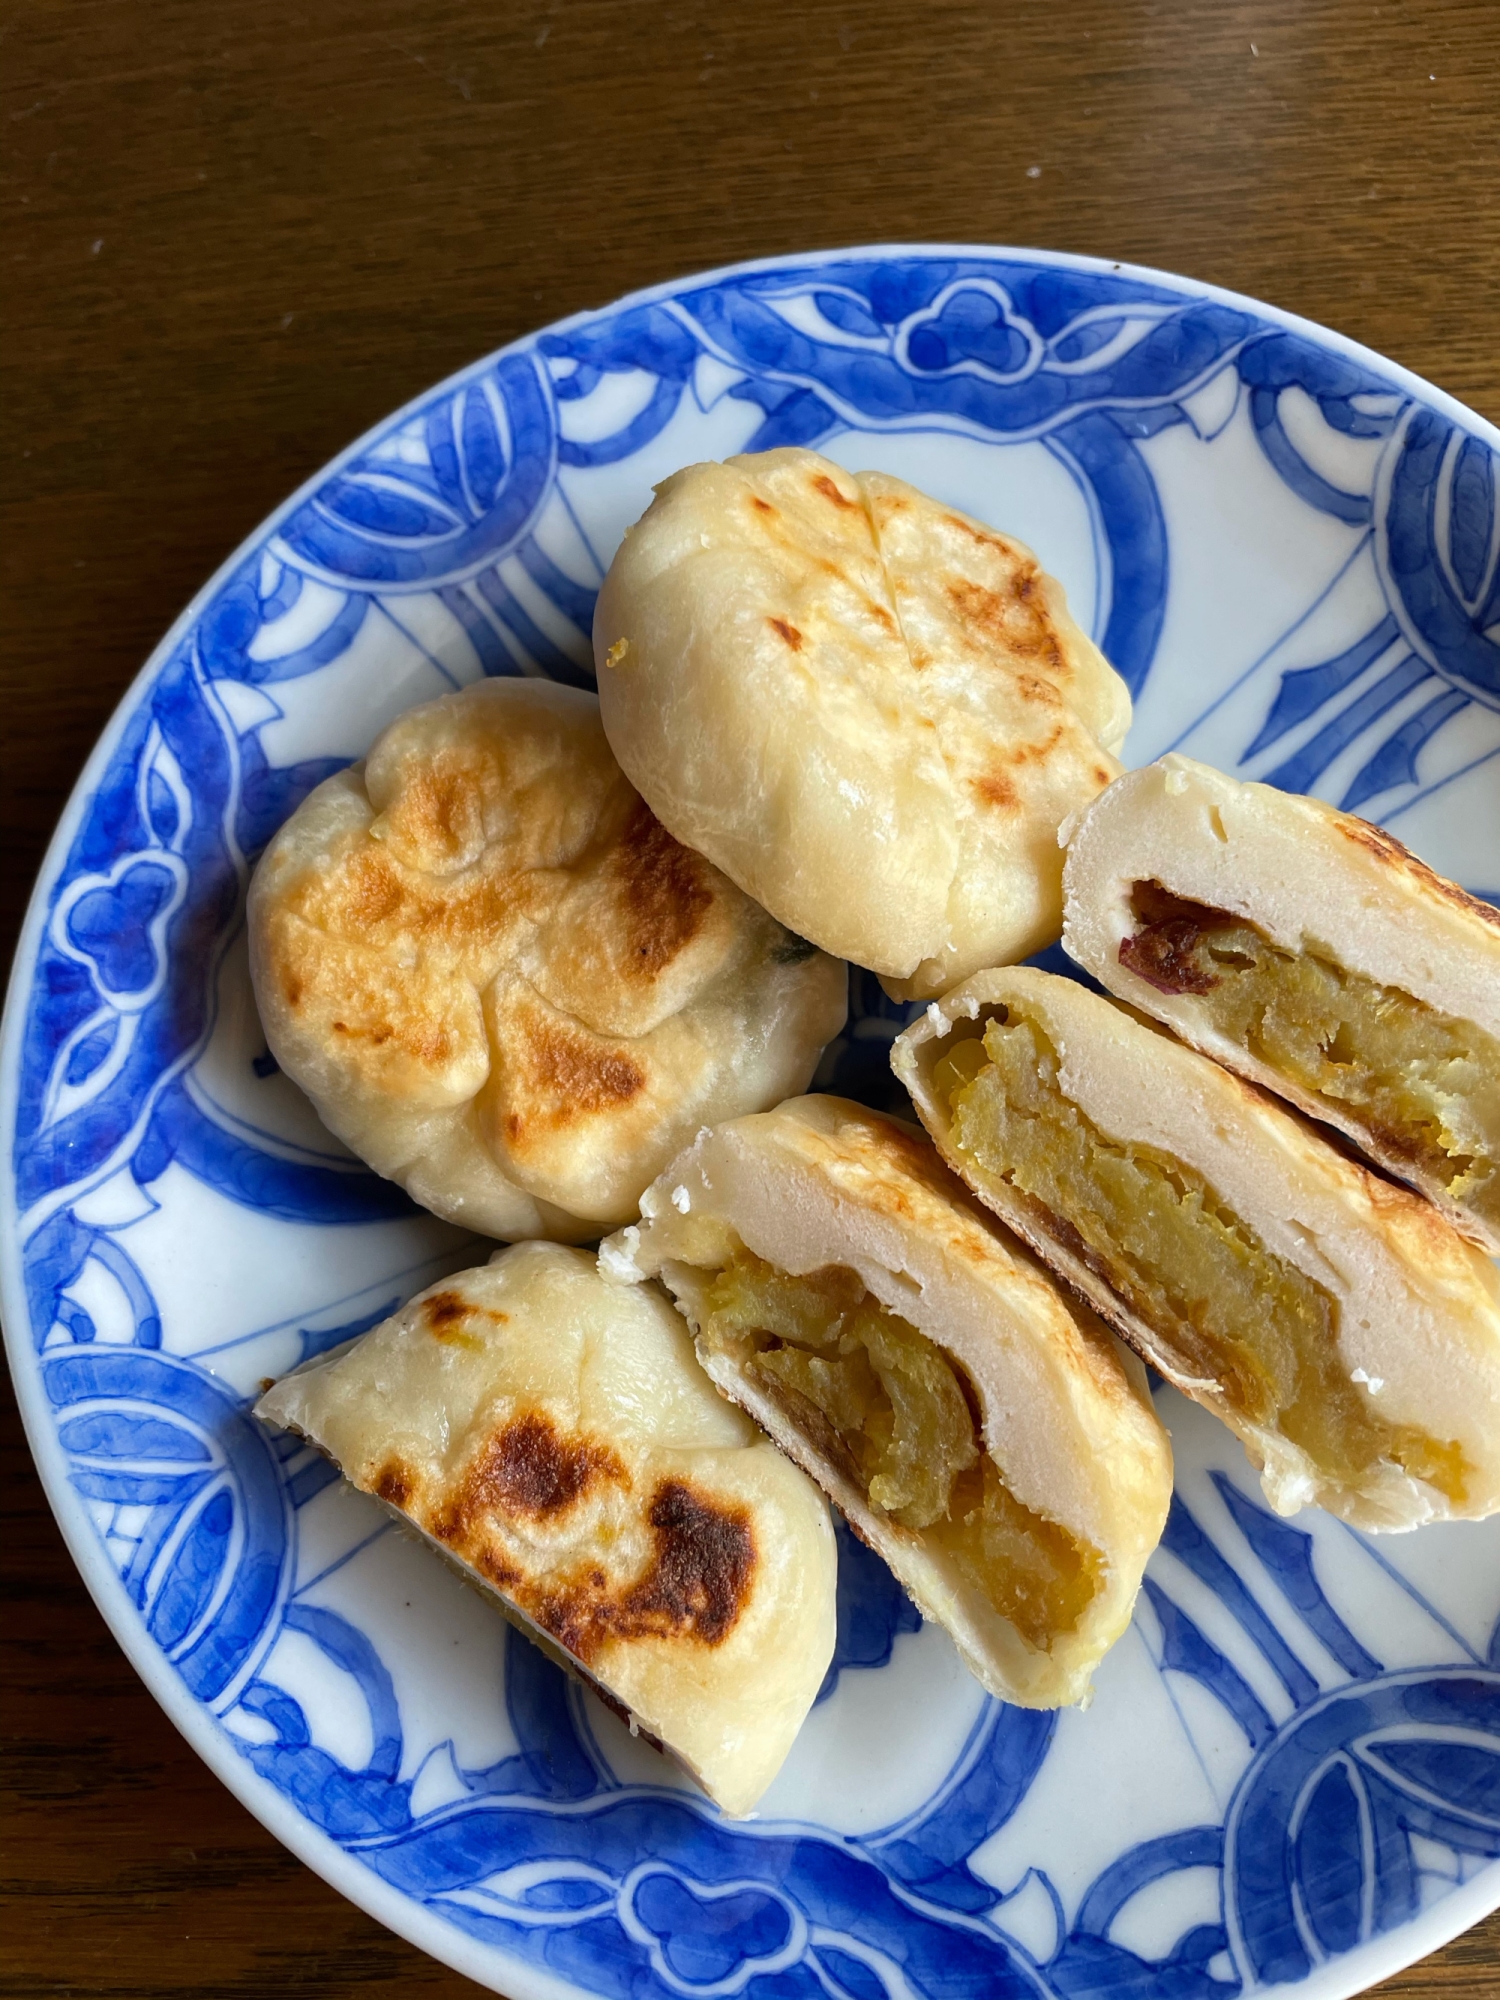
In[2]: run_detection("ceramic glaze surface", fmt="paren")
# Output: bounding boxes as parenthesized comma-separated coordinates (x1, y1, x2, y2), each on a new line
(5, 248, 1500, 2000)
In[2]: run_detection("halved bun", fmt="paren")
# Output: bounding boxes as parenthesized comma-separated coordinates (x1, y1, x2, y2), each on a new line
(1062, 755, 1500, 1252)
(601, 1095, 1172, 1708)
(894, 967, 1500, 1531)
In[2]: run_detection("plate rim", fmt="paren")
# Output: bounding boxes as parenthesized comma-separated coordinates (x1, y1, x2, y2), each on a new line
(5, 239, 1499, 2000)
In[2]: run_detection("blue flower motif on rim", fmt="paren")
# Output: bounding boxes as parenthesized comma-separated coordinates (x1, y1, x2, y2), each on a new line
(623, 1871, 801, 1990)
(899, 281, 1044, 382)
(52, 854, 187, 1008)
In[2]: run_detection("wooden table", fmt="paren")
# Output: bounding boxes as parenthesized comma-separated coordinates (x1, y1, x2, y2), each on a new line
(4, 1, 1499, 1993)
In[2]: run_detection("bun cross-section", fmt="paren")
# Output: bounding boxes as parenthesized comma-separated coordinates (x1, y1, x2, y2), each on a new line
(893, 966, 1500, 1531)
(1062, 755, 1500, 1253)
(601, 1094, 1172, 1707)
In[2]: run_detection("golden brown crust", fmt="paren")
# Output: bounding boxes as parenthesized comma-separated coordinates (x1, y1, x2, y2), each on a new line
(248, 679, 847, 1236)
(400, 1406, 760, 1666)
(1333, 813, 1500, 932)
(610, 797, 717, 974)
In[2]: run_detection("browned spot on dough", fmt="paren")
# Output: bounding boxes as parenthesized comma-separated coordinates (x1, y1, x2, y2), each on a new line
(628, 1480, 757, 1642)
(458, 1412, 628, 1525)
(1093, 766, 1113, 788)
(283, 974, 304, 1008)
(475, 1546, 522, 1589)
(768, 616, 805, 651)
(943, 513, 1016, 553)
(810, 1110, 970, 1229)
(424, 1290, 473, 1333)
(607, 797, 716, 977)
(347, 856, 404, 928)
(1336, 816, 1500, 932)
(947, 575, 1065, 673)
(1013, 672, 1064, 709)
(969, 723, 1068, 814)
(812, 473, 857, 509)
(422, 1289, 509, 1348)
(973, 773, 1019, 810)
(392, 763, 483, 866)
(502, 1017, 647, 1144)
(374, 1461, 414, 1508)
(330, 1010, 454, 1065)
(432, 1453, 756, 1668)
(751, 495, 776, 514)
(528, 1479, 756, 1664)
(295, 845, 528, 960)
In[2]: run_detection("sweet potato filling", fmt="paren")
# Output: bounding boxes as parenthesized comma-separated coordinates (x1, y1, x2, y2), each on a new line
(1122, 882, 1500, 1233)
(935, 1008, 1469, 1504)
(698, 1250, 1102, 1649)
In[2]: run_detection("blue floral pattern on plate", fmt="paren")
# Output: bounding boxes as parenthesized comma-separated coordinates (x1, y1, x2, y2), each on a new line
(5, 247, 1500, 2000)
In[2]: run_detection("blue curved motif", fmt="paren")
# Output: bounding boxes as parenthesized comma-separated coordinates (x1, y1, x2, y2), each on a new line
(9, 250, 1500, 2000)
(1377, 408, 1500, 709)
(1226, 1670, 1500, 1985)
(44, 1345, 290, 1705)
(278, 354, 557, 587)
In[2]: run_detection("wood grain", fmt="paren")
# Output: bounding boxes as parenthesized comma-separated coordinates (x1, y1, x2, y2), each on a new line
(3, 0, 1498, 1992)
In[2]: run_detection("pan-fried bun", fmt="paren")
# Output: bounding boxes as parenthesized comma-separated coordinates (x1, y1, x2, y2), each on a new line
(255, 1245, 836, 1817)
(894, 967, 1500, 1531)
(248, 678, 847, 1240)
(601, 1095, 1172, 1708)
(594, 448, 1130, 1000)
(1063, 755, 1500, 1252)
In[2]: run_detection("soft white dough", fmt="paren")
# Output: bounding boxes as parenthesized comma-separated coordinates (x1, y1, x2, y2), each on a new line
(247, 677, 847, 1240)
(256, 1244, 837, 1817)
(594, 448, 1131, 999)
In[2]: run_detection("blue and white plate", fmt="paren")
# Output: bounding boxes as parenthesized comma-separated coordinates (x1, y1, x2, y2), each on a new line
(6, 247, 1500, 2000)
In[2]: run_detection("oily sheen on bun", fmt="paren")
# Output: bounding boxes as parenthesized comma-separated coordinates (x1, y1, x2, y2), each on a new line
(1062, 755, 1500, 1253)
(594, 448, 1130, 1000)
(256, 1244, 836, 1816)
(893, 966, 1500, 1532)
(601, 1094, 1172, 1708)
(248, 677, 846, 1240)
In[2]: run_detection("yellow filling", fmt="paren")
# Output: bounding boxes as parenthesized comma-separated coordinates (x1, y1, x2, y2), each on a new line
(699, 1251, 1102, 1650)
(1123, 885, 1500, 1232)
(935, 1010, 1469, 1505)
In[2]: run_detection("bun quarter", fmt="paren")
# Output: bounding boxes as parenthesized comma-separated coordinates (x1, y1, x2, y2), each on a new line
(594, 447, 1131, 1000)
(247, 677, 846, 1241)
(600, 1095, 1173, 1709)
(255, 1244, 836, 1817)
(1062, 755, 1500, 1254)
(892, 967, 1500, 1531)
